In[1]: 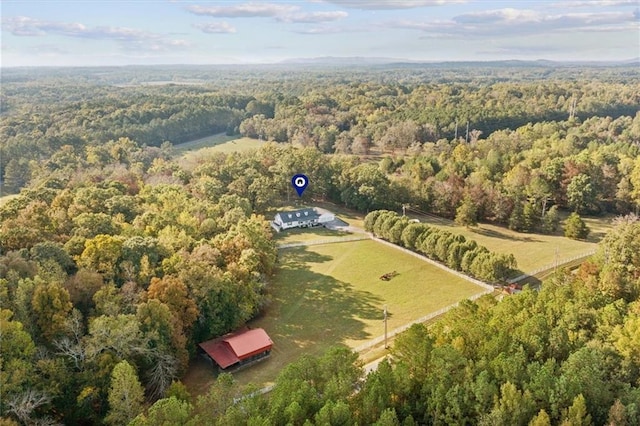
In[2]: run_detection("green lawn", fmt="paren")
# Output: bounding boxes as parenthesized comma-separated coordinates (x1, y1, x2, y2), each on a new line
(172, 132, 238, 153)
(194, 137, 266, 154)
(271, 201, 613, 275)
(183, 239, 486, 394)
(409, 213, 614, 274)
(273, 227, 363, 245)
(178, 137, 268, 170)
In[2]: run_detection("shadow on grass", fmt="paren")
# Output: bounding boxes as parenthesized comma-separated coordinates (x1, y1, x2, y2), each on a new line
(266, 246, 383, 351)
(510, 269, 527, 279)
(277, 246, 333, 269)
(182, 356, 219, 396)
(471, 226, 542, 242)
(586, 230, 608, 243)
(274, 227, 353, 242)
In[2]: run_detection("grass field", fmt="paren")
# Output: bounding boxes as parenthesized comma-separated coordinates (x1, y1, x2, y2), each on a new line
(407, 212, 614, 275)
(197, 137, 265, 154)
(273, 227, 363, 245)
(178, 137, 267, 170)
(172, 132, 238, 153)
(270, 201, 612, 275)
(183, 239, 486, 394)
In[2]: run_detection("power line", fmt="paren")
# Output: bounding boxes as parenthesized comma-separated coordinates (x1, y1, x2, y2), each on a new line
(403, 205, 451, 225)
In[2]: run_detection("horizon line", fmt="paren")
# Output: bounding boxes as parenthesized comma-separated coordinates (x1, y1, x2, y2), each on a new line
(2, 57, 639, 69)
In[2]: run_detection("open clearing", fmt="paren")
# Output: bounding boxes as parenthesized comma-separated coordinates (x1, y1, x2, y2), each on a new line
(183, 239, 485, 394)
(273, 226, 363, 246)
(172, 132, 238, 153)
(192, 136, 265, 154)
(407, 211, 614, 275)
(270, 201, 612, 275)
(178, 136, 267, 170)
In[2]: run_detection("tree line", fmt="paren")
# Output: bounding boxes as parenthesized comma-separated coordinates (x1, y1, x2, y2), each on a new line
(365, 210, 516, 283)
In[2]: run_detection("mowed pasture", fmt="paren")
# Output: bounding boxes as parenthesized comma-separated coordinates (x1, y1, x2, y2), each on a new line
(183, 239, 486, 393)
(177, 136, 267, 170)
(407, 212, 614, 274)
(172, 132, 238, 153)
(271, 201, 613, 274)
(273, 226, 362, 245)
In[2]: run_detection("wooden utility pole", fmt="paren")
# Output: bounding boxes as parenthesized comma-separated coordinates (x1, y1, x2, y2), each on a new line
(384, 305, 388, 349)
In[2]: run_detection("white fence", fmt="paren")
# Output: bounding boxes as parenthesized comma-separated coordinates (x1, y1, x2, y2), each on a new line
(246, 288, 492, 399)
(249, 236, 497, 397)
(371, 237, 495, 291)
(248, 241, 597, 398)
(278, 235, 370, 249)
(507, 249, 597, 283)
(353, 289, 493, 353)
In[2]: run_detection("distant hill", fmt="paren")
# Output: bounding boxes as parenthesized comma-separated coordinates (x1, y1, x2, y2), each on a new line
(278, 57, 640, 68)
(278, 56, 412, 65)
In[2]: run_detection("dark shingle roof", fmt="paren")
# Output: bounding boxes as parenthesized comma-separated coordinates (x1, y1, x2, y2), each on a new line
(276, 208, 320, 224)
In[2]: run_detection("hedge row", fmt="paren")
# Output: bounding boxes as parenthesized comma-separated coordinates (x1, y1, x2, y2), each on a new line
(365, 210, 517, 283)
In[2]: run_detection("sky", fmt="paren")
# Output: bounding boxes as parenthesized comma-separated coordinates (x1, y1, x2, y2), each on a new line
(1, 0, 639, 67)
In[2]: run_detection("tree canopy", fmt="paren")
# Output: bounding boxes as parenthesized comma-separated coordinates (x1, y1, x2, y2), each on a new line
(0, 64, 638, 424)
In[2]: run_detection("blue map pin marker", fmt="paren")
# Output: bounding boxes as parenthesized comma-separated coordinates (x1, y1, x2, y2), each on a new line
(292, 174, 309, 197)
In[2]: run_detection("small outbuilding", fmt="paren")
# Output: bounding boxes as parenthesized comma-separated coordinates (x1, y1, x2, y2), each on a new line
(199, 328, 273, 371)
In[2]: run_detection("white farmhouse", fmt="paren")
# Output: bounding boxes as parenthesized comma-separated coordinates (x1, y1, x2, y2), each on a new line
(271, 208, 335, 232)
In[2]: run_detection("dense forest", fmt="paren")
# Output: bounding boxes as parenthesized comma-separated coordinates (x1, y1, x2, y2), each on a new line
(1, 64, 639, 425)
(130, 218, 640, 425)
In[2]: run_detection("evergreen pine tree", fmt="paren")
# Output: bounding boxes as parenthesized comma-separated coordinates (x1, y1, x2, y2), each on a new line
(564, 212, 590, 240)
(106, 361, 145, 425)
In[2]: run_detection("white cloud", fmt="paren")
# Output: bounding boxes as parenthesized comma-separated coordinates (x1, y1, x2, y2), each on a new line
(187, 2, 348, 24)
(454, 8, 637, 32)
(193, 22, 237, 34)
(2, 16, 84, 37)
(322, 0, 466, 9)
(1, 16, 189, 52)
(388, 8, 638, 38)
(291, 24, 370, 34)
(186, 3, 298, 18)
(553, 0, 639, 7)
(279, 11, 348, 23)
(453, 8, 541, 24)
